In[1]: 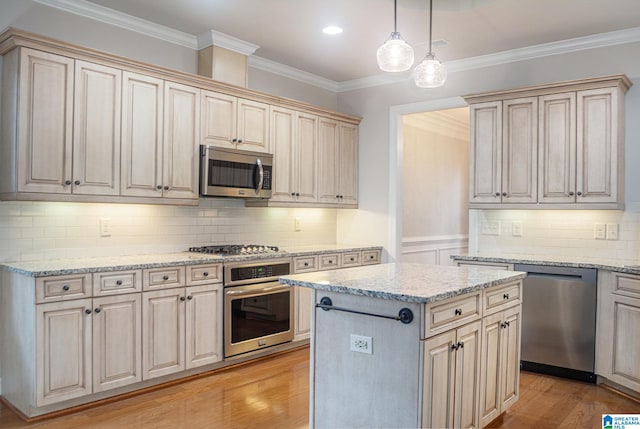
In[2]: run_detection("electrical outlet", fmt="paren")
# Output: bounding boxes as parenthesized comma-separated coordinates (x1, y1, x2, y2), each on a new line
(481, 220, 501, 236)
(512, 221, 523, 237)
(294, 217, 301, 232)
(350, 334, 372, 355)
(594, 223, 606, 240)
(606, 223, 619, 240)
(99, 218, 111, 237)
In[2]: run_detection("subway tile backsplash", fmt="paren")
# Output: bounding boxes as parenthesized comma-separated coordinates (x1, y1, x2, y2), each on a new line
(473, 204, 640, 262)
(0, 200, 338, 262)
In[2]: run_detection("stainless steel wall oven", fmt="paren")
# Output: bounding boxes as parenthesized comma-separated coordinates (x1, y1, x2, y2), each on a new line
(223, 259, 293, 358)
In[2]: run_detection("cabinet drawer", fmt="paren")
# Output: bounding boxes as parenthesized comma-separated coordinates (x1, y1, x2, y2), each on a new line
(143, 266, 185, 290)
(186, 264, 222, 285)
(614, 273, 640, 299)
(483, 281, 521, 315)
(319, 254, 340, 270)
(93, 270, 142, 296)
(341, 252, 361, 268)
(361, 250, 381, 265)
(36, 274, 92, 303)
(294, 256, 319, 273)
(424, 292, 481, 338)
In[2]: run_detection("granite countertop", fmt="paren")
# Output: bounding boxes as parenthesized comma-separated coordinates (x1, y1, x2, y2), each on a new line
(0, 245, 383, 277)
(279, 262, 526, 304)
(452, 253, 640, 275)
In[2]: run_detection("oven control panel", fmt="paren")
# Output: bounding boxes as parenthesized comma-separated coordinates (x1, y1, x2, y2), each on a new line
(228, 262, 290, 283)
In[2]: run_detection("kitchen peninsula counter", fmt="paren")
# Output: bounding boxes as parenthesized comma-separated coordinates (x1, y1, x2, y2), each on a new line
(280, 263, 525, 428)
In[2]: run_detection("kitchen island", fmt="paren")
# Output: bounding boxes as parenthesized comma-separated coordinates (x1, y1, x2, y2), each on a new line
(279, 263, 526, 429)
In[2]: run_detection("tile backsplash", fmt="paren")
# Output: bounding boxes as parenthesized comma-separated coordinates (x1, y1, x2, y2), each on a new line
(0, 199, 338, 262)
(472, 204, 640, 262)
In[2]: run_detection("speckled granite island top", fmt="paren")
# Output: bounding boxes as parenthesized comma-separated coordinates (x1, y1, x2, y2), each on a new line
(279, 262, 526, 304)
(0, 245, 382, 277)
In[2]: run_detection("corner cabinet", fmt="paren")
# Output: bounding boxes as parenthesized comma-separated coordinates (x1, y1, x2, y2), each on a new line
(465, 75, 631, 209)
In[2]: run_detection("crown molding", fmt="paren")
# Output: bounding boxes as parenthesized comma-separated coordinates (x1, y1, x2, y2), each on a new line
(29, 0, 640, 94)
(33, 0, 198, 48)
(196, 29, 259, 55)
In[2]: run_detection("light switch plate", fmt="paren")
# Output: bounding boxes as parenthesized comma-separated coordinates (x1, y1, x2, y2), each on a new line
(100, 218, 111, 237)
(606, 223, 619, 240)
(481, 220, 501, 236)
(594, 223, 606, 240)
(512, 221, 523, 237)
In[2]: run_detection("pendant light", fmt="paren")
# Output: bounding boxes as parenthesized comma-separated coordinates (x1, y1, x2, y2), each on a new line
(376, 0, 414, 72)
(413, 0, 447, 88)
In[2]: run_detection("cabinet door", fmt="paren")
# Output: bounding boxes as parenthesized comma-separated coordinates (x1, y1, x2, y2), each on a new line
(270, 106, 296, 202)
(294, 286, 313, 341)
(163, 82, 200, 199)
(237, 98, 270, 153)
(422, 330, 456, 429)
(73, 60, 121, 196)
(142, 288, 185, 379)
(454, 320, 481, 429)
(317, 118, 339, 203)
(576, 87, 620, 203)
(610, 295, 640, 392)
(296, 112, 319, 203)
(538, 92, 576, 203)
(36, 299, 92, 406)
(469, 102, 502, 203)
(185, 284, 223, 369)
(121, 71, 164, 197)
(478, 311, 502, 427)
(201, 90, 237, 149)
(92, 294, 142, 392)
(499, 305, 521, 412)
(17, 48, 74, 194)
(502, 97, 537, 203)
(338, 122, 358, 205)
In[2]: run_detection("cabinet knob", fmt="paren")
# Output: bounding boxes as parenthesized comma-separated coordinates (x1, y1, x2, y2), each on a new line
(503, 293, 509, 300)
(350, 257, 355, 261)
(569, 191, 574, 196)
(157, 185, 162, 190)
(502, 192, 507, 197)
(116, 280, 123, 286)
(495, 192, 500, 197)
(577, 191, 582, 196)
(304, 262, 309, 267)
(457, 341, 464, 349)
(62, 285, 70, 291)
(328, 260, 333, 264)
(85, 309, 92, 315)
(336, 195, 340, 199)
(64, 180, 72, 186)
(203, 272, 209, 277)
(451, 343, 459, 351)
(180, 296, 186, 302)
(164, 186, 169, 191)
(74, 180, 80, 186)
(454, 308, 462, 316)
(163, 275, 169, 281)
(187, 295, 193, 300)
(238, 139, 243, 143)
(291, 192, 296, 196)
(296, 193, 300, 197)
(232, 138, 237, 142)
(94, 308, 101, 314)
(369, 255, 374, 259)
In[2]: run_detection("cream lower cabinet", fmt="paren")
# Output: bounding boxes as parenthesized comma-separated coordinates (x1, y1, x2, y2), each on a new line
(36, 293, 142, 406)
(478, 305, 521, 428)
(422, 320, 482, 429)
(142, 282, 223, 380)
(596, 271, 640, 393)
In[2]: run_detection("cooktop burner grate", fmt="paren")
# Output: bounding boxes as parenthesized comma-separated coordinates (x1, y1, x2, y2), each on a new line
(188, 244, 280, 255)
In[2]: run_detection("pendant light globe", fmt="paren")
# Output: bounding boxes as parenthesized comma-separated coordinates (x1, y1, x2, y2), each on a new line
(413, 53, 447, 88)
(377, 32, 415, 72)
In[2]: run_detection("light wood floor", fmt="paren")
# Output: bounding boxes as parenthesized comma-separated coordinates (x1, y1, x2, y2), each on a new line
(1, 346, 638, 428)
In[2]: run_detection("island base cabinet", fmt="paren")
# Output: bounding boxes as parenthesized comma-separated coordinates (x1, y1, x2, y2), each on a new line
(422, 320, 482, 429)
(478, 305, 521, 428)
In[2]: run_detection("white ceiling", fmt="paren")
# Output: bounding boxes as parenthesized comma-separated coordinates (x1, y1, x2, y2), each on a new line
(40, 0, 640, 83)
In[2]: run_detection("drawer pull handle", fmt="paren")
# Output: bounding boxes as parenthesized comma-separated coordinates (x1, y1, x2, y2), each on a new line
(454, 308, 462, 316)
(304, 262, 309, 267)
(203, 272, 209, 277)
(503, 293, 509, 300)
(62, 285, 70, 291)
(116, 280, 123, 286)
(163, 275, 169, 281)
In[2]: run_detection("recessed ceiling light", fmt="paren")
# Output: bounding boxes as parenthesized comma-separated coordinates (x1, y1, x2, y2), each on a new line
(322, 25, 343, 35)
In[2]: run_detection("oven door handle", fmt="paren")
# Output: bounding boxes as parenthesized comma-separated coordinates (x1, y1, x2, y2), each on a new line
(226, 284, 290, 296)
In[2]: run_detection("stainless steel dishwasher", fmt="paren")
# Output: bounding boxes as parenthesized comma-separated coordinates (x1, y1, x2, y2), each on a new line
(514, 263, 597, 382)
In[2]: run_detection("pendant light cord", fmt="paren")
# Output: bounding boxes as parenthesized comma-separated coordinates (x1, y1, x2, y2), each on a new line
(428, 0, 433, 56)
(394, 0, 398, 33)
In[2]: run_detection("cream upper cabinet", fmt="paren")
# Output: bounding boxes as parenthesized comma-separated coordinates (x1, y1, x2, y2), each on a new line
(318, 118, 359, 206)
(73, 60, 122, 196)
(270, 107, 318, 203)
(466, 75, 630, 209)
(121, 71, 164, 198)
(469, 102, 502, 204)
(538, 92, 576, 203)
(162, 81, 200, 200)
(12, 48, 74, 194)
(201, 90, 270, 153)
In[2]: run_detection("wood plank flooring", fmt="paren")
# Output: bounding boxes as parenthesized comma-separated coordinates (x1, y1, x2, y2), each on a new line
(0, 346, 638, 428)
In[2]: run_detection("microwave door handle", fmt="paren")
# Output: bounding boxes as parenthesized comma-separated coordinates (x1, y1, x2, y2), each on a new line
(256, 158, 264, 193)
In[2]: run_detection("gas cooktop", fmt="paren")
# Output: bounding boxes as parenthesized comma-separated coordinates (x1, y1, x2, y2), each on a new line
(188, 244, 280, 256)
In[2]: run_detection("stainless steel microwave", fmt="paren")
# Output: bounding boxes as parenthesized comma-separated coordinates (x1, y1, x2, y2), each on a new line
(199, 145, 273, 199)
